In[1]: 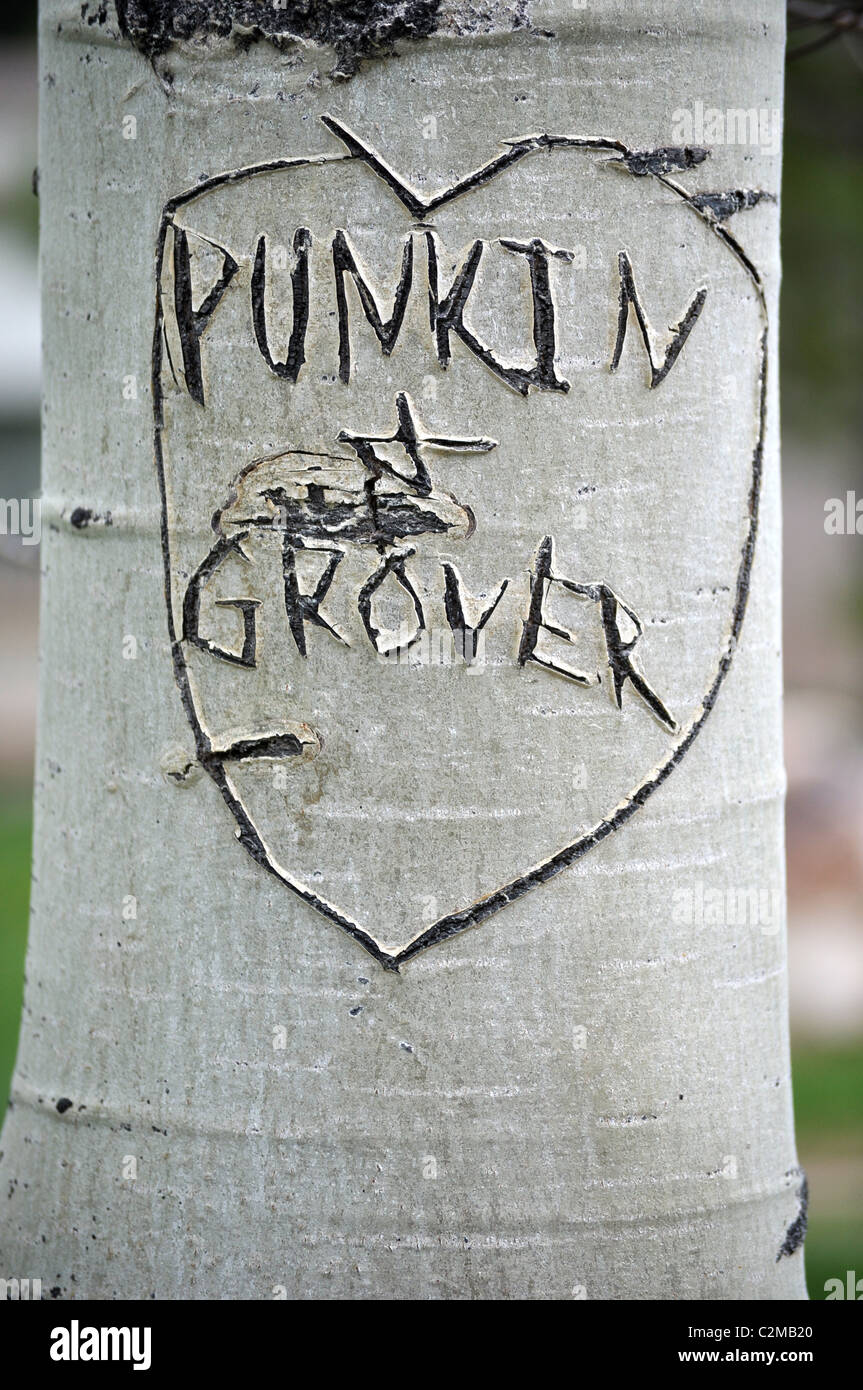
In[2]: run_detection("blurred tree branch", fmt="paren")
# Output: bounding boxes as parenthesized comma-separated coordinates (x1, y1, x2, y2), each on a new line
(788, 2, 863, 59)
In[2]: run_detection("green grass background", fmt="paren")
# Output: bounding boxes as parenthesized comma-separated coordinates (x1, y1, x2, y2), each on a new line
(0, 792, 32, 1113)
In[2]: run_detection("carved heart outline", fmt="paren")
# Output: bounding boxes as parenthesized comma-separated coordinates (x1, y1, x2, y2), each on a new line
(153, 117, 770, 971)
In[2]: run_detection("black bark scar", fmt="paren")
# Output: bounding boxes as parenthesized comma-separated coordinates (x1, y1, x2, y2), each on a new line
(111, 0, 443, 78)
(776, 1169, 808, 1261)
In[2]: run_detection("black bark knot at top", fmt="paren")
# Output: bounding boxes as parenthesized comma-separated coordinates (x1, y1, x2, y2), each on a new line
(112, 0, 444, 78)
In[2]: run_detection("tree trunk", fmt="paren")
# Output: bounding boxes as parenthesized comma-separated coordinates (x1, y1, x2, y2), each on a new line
(1, 0, 806, 1300)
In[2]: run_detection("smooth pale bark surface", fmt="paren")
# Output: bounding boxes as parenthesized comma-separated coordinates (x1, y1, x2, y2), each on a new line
(0, 0, 806, 1299)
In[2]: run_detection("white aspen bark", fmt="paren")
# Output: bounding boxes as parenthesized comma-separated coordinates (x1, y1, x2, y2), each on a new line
(1, 0, 806, 1300)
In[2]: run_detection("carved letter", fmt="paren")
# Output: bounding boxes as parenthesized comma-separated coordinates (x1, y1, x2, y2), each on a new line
(498, 237, 572, 393)
(251, 228, 311, 383)
(182, 533, 259, 667)
(610, 250, 707, 388)
(517, 536, 598, 686)
(282, 541, 349, 657)
(442, 563, 509, 663)
(520, 537, 677, 732)
(171, 225, 239, 406)
(358, 549, 425, 657)
(333, 229, 413, 383)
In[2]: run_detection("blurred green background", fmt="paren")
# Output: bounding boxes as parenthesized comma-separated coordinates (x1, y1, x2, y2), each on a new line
(1, 7, 862, 1300)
